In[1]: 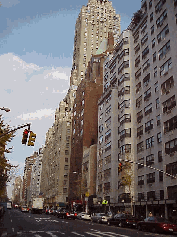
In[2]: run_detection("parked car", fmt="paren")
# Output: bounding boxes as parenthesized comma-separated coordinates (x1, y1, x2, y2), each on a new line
(77, 212, 86, 220)
(79, 212, 91, 221)
(107, 213, 137, 227)
(45, 208, 53, 215)
(137, 216, 177, 234)
(21, 206, 29, 212)
(91, 213, 110, 224)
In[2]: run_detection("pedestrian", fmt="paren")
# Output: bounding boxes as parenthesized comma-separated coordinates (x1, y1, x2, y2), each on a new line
(148, 212, 153, 217)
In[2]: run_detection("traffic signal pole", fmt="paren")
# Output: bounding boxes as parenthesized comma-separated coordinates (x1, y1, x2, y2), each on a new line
(0, 123, 31, 138)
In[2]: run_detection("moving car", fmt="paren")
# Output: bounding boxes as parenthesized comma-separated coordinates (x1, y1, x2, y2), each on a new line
(91, 213, 110, 224)
(21, 206, 29, 212)
(57, 209, 77, 219)
(78, 212, 91, 220)
(77, 212, 86, 220)
(45, 208, 53, 215)
(137, 216, 177, 234)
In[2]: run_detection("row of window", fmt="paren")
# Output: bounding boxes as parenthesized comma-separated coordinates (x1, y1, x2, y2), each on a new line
(138, 151, 162, 169)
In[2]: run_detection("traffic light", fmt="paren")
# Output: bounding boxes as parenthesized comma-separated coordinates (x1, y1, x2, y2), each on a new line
(118, 162, 122, 173)
(22, 129, 29, 145)
(27, 131, 36, 146)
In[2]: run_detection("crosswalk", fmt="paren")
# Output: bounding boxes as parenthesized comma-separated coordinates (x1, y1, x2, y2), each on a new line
(1, 229, 130, 237)
(1, 229, 170, 237)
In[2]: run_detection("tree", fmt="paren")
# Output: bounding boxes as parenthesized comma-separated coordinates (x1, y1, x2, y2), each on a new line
(0, 114, 16, 201)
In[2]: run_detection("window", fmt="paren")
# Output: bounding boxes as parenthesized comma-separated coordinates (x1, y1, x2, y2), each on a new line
(146, 154, 154, 165)
(134, 44, 140, 54)
(150, 12, 153, 22)
(120, 128, 131, 139)
(105, 155, 111, 164)
(162, 95, 176, 113)
(65, 150, 69, 155)
(160, 41, 171, 61)
(138, 175, 144, 185)
(66, 143, 69, 148)
(155, 0, 166, 13)
(145, 119, 153, 132)
(105, 117, 111, 128)
(156, 9, 167, 28)
(166, 162, 177, 177)
(65, 158, 68, 162)
(159, 171, 163, 181)
(118, 86, 130, 96)
(144, 103, 152, 116)
(142, 46, 149, 59)
(164, 116, 177, 133)
(105, 105, 111, 116)
(157, 115, 161, 126)
(81, 109, 84, 116)
(135, 68, 141, 79)
(104, 168, 111, 179)
(143, 60, 150, 72)
(167, 185, 177, 200)
(157, 132, 162, 143)
(160, 190, 164, 200)
(104, 182, 110, 192)
(99, 103, 104, 111)
(119, 99, 130, 110)
(106, 94, 112, 104)
(154, 67, 157, 77)
(136, 82, 141, 93)
(146, 136, 154, 149)
(165, 138, 177, 154)
(154, 82, 158, 93)
(147, 191, 155, 200)
(143, 73, 150, 87)
(98, 184, 102, 193)
(82, 99, 84, 105)
(99, 113, 103, 122)
(137, 125, 143, 137)
(157, 25, 169, 43)
(119, 114, 131, 124)
(156, 98, 160, 109)
(105, 141, 111, 152)
(141, 34, 148, 46)
(99, 124, 104, 133)
(152, 38, 156, 48)
(138, 192, 145, 201)
(64, 165, 68, 170)
(73, 128, 75, 135)
(151, 25, 154, 34)
(137, 141, 144, 153)
(141, 21, 147, 33)
(136, 96, 142, 108)
(138, 157, 144, 169)
(158, 151, 162, 162)
(105, 129, 111, 142)
(119, 144, 131, 154)
(99, 135, 103, 144)
(118, 73, 130, 86)
(149, 0, 152, 8)
(135, 56, 140, 67)
(153, 52, 156, 62)
(144, 88, 151, 101)
(161, 76, 174, 95)
(147, 172, 155, 183)
(137, 110, 143, 123)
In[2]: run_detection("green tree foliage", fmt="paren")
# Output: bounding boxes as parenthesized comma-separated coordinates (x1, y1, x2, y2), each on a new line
(0, 115, 16, 200)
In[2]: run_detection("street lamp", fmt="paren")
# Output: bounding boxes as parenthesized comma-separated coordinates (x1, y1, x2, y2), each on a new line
(0, 107, 10, 112)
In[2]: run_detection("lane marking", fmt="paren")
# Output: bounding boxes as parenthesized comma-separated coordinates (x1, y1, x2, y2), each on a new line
(11, 219, 12, 222)
(46, 232, 58, 237)
(12, 228, 14, 232)
(71, 232, 85, 236)
(35, 235, 42, 237)
(85, 232, 102, 237)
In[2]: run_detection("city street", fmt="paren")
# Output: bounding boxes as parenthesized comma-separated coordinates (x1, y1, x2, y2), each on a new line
(0, 209, 175, 237)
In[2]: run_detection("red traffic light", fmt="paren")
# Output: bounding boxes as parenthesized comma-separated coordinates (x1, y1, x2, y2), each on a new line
(22, 129, 29, 145)
(24, 130, 28, 135)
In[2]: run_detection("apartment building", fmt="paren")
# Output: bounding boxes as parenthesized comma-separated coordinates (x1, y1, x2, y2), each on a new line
(96, 30, 136, 213)
(29, 148, 43, 203)
(12, 176, 22, 205)
(129, 0, 177, 219)
(22, 153, 37, 206)
(71, 0, 120, 86)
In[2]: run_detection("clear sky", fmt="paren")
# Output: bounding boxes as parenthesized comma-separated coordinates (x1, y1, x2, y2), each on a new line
(0, 0, 142, 197)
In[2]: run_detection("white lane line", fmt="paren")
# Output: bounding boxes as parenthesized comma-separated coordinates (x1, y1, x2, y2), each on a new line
(104, 233, 128, 237)
(90, 230, 129, 237)
(71, 232, 85, 236)
(46, 232, 58, 237)
(89, 231, 115, 237)
(85, 232, 102, 237)
(1, 233, 7, 237)
(35, 235, 42, 237)
(12, 228, 14, 232)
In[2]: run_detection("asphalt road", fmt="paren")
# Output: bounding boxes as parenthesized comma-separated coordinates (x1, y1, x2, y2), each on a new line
(0, 209, 175, 237)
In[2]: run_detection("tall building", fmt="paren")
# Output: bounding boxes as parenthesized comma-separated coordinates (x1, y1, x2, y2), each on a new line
(130, 0, 177, 220)
(12, 176, 22, 205)
(71, 0, 120, 87)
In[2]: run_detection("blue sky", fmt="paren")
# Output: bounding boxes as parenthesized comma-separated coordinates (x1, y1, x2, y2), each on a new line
(0, 0, 142, 197)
